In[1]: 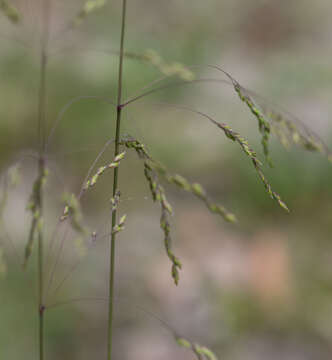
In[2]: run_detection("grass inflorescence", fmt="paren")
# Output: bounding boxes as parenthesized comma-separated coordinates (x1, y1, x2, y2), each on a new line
(176, 336, 218, 360)
(121, 135, 237, 284)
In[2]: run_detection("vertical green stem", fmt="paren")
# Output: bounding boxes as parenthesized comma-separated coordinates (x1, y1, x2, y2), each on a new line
(37, 1, 50, 359)
(107, 0, 127, 359)
(37, 159, 45, 360)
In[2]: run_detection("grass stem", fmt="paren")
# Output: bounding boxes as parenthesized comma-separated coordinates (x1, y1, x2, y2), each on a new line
(107, 0, 127, 359)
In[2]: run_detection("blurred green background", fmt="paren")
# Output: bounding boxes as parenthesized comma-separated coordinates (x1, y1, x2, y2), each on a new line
(1, 0, 332, 359)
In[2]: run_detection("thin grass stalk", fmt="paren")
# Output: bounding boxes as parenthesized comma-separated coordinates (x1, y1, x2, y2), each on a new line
(107, 0, 127, 359)
(37, 158, 45, 360)
(37, 1, 51, 359)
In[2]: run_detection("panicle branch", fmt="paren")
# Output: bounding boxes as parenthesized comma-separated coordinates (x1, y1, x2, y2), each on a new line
(121, 136, 237, 284)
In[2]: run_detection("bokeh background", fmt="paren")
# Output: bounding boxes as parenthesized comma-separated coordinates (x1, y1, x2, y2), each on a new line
(1, 0, 332, 359)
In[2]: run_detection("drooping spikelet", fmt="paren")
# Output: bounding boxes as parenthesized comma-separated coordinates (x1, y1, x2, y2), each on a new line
(214, 121, 289, 211)
(176, 336, 218, 360)
(83, 152, 126, 192)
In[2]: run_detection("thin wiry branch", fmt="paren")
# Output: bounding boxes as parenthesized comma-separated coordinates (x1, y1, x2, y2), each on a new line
(46, 225, 111, 302)
(45, 96, 115, 152)
(45, 296, 218, 360)
(44, 137, 116, 302)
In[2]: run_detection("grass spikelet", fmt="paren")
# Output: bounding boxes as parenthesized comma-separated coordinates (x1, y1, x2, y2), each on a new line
(258, 99, 332, 162)
(233, 81, 272, 166)
(73, 0, 106, 26)
(161, 172, 237, 223)
(176, 336, 218, 360)
(83, 151, 126, 191)
(112, 214, 127, 235)
(110, 190, 121, 212)
(146, 167, 181, 285)
(23, 168, 48, 269)
(214, 121, 289, 212)
(0, 0, 20, 24)
(60, 193, 88, 235)
(159, 191, 181, 285)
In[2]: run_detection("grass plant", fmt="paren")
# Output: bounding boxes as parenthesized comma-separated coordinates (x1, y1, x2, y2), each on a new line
(0, 1, 331, 359)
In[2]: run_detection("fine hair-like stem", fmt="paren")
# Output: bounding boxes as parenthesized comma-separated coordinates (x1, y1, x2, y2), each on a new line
(108, 0, 127, 359)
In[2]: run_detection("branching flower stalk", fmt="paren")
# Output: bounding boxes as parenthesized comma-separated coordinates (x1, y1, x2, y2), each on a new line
(108, 0, 127, 358)
(121, 136, 237, 284)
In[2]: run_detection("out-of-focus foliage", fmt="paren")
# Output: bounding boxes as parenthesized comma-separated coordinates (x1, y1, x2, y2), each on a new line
(0, 0, 20, 24)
